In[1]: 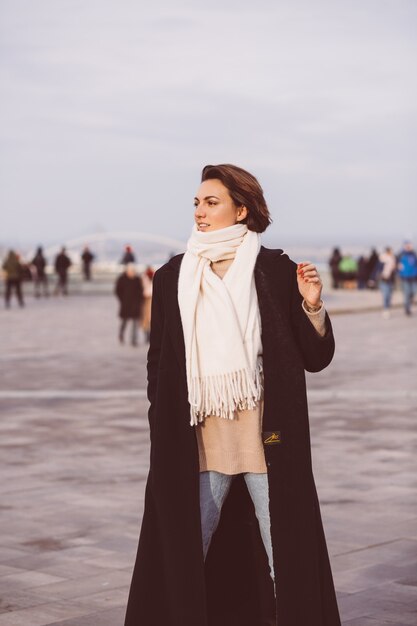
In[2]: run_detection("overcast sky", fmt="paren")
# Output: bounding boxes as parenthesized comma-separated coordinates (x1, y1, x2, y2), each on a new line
(1, 0, 416, 249)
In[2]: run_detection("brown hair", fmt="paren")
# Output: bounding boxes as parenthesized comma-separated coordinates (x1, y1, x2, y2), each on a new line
(201, 164, 272, 233)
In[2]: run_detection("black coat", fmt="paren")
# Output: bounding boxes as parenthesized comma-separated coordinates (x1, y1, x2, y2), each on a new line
(121, 251, 136, 264)
(54, 253, 71, 275)
(81, 251, 94, 266)
(31, 252, 47, 277)
(115, 274, 144, 319)
(125, 246, 341, 626)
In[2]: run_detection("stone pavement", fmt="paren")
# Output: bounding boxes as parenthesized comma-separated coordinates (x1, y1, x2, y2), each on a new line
(0, 292, 416, 625)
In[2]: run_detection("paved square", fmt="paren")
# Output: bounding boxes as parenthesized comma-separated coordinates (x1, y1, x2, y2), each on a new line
(0, 292, 416, 625)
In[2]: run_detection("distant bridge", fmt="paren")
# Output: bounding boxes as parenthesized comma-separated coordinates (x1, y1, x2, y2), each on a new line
(38, 232, 187, 265)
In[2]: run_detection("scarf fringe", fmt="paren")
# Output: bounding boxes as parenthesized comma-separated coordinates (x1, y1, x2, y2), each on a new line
(189, 358, 264, 426)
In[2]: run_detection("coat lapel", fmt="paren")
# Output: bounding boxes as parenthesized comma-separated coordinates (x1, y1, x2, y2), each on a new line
(162, 263, 187, 381)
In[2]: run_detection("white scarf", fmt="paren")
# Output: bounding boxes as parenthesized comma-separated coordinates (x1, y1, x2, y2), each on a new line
(178, 222, 263, 426)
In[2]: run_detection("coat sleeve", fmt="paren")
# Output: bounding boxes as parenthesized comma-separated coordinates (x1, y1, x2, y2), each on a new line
(138, 276, 145, 301)
(146, 269, 165, 435)
(114, 276, 122, 300)
(288, 258, 335, 373)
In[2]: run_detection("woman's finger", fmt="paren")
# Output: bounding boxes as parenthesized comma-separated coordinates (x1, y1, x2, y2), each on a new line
(302, 269, 318, 276)
(297, 263, 317, 275)
(297, 262, 315, 270)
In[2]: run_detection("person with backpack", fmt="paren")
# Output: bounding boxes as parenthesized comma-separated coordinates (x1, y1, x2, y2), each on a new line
(397, 240, 417, 316)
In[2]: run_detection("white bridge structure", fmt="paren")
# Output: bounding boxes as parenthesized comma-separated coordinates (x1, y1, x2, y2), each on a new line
(40, 231, 186, 269)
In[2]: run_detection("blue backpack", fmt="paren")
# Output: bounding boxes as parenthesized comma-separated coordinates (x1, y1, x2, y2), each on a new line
(398, 251, 417, 279)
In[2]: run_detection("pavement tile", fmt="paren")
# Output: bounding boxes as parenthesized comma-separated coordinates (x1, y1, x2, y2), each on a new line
(0, 564, 27, 577)
(0, 546, 32, 563)
(44, 606, 125, 626)
(33, 570, 131, 601)
(0, 602, 91, 626)
(84, 552, 134, 569)
(343, 617, 408, 626)
(69, 586, 129, 610)
(0, 571, 67, 591)
(30, 561, 111, 579)
(334, 561, 417, 594)
(0, 590, 55, 614)
(372, 607, 417, 624)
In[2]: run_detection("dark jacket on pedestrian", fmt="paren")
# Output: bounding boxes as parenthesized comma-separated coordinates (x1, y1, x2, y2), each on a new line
(115, 273, 144, 319)
(367, 249, 379, 283)
(32, 250, 47, 278)
(329, 248, 341, 272)
(357, 256, 368, 283)
(121, 251, 136, 265)
(124, 246, 340, 626)
(54, 252, 72, 275)
(81, 250, 94, 266)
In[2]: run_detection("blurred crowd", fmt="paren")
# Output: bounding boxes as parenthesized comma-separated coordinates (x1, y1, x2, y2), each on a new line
(1, 243, 156, 346)
(2, 240, 416, 329)
(1, 245, 94, 302)
(329, 240, 417, 316)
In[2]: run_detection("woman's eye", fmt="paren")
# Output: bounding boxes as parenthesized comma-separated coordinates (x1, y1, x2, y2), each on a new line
(208, 201, 217, 206)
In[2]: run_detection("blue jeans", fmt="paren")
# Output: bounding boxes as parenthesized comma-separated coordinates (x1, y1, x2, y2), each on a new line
(401, 278, 416, 314)
(120, 318, 138, 345)
(379, 280, 393, 309)
(199, 471, 275, 594)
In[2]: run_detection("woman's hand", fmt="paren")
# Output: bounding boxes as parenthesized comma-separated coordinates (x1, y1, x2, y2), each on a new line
(296, 262, 323, 308)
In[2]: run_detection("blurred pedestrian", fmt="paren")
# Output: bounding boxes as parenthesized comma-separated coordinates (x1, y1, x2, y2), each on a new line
(328, 247, 342, 289)
(31, 246, 49, 297)
(54, 247, 72, 296)
(378, 247, 396, 318)
(357, 255, 368, 290)
(140, 265, 154, 343)
(120, 245, 135, 265)
(366, 248, 379, 289)
(81, 246, 95, 281)
(397, 240, 417, 316)
(2, 250, 24, 308)
(115, 263, 144, 346)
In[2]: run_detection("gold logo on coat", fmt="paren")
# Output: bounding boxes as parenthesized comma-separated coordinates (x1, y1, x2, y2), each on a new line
(263, 432, 281, 445)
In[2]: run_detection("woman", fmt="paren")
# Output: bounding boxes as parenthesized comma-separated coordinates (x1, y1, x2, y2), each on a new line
(124, 164, 340, 626)
(378, 247, 396, 319)
(140, 265, 154, 343)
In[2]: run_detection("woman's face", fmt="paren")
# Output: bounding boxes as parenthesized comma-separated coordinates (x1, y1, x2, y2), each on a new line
(194, 179, 247, 232)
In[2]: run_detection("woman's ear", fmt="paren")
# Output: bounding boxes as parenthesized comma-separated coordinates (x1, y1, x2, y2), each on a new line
(236, 205, 248, 222)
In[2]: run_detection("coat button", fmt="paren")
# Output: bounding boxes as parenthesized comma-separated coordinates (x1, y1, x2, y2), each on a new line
(267, 461, 271, 467)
